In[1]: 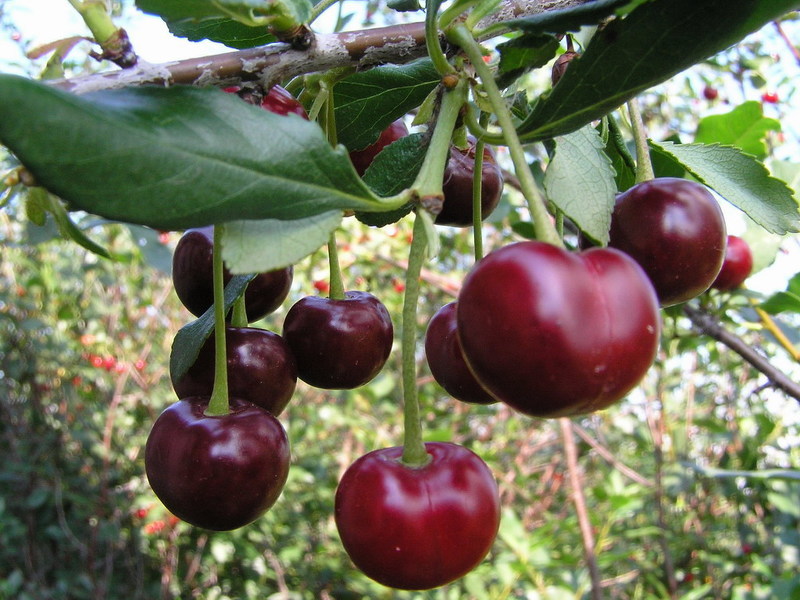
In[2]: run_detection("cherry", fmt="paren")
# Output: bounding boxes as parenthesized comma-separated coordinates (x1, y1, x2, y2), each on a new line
(282, 291, 393, 389)
(711, 235, 753, 291)
(172, 226, 293, 321)
(608, 177, 727, 306)
(334, 442, 500, 590)
(145, 397, 290, 531)
(703, 85, 719, 100)
(172, 326, 297, 416)
(425, 302, 497, 405)
(457, 241, 660, 418)
(761, 91, 779, 104)
(261, 84, 309, 118)
(348, 118, 409, 176)
(435, 137, 503, 227)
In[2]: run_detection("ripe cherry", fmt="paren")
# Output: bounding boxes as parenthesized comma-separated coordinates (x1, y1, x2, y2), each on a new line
(172, 326, 297, 416)
(334, 442, 500, 590)
(457, 241, 661, 418)
(145, 397, 290, 531)
(172, 226, 293, 322)
(703, 85, 719, 100)
(435, 137, 504, 227)
(261, 84, 309, 118)
(608, 178, 727, 306)
(425, 302, 497, 405)
(349, 119, 409, 176)
(761, 91, 779, 104)
(282, 291, 393, 389)
(711, 235, 753, 291)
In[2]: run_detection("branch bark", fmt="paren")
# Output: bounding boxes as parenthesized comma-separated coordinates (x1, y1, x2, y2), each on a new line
(683, 304, 800, 403)
(53, 0, 593, 94)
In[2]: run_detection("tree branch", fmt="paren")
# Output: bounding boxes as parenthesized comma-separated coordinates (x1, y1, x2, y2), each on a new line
(53, 0, 593, 94)
(682, 304, 800, 403)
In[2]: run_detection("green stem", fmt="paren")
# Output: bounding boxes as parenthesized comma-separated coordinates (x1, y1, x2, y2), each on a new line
(309, 0, 340, 24)
(425, 0, 456, 76)
(206, 225, 230, 416)
(607, 113, 636, 173)
(471, 112, 489, 261)
(69, 0, 117, 43)
(327, 232, 346, 300)
(231, 294, 248, 328)
(463, 104, 505, 145)
(627, 99, 655, 183)
(448, 24, 562, 247)
(411, 78, 468, 205)
(400, 213, 431, 467)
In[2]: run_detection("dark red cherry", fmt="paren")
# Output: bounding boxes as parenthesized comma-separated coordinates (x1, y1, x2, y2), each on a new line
(435, 137, 504, 227)
(282, 291, 393, 389)
(711, 235, 753, 291)
(261, 85, 309, 118)
(145, 397, 290, 531)
(349, 119, 409, 176)
(608, 178, 727, 306)
(425, 302, 497, 405)
(172, 326, 297, 416)
(172, 226, 293, 321)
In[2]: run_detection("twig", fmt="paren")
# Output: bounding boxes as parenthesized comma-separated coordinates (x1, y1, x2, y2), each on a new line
(682, 304, 800, 403)
(559, 417, 603, 600)
(571, 423, 654, 488)
(52, 0, 594, 94)
(774, 20, 800, 66)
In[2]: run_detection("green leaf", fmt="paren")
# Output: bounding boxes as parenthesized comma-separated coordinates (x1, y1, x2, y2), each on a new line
(516, 0, 800, 141)
(650, 142, 800, 235)
(496, 0, 637, 34)
(135, 0, 275, 48)
(496, 33, 560, 84)
(761, 273, 800, 315)
(221, 211, 342, 274)
(0, 75, 393, 231)
(694, 101, 781, 159)
(356, 133, 428, 227)
(544, 125, 616, 244)
(169, 274, 256, 385)
(36, 189, 115, 259)
(334, 59, 439, 151)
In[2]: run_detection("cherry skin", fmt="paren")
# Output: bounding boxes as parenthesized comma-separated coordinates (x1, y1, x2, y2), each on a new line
(172, 226, 293, 321)
(711, 235, 754, 291)
(282, 291, 393, 389)
(144, 397, 290, 531)
(349, 118, 409, 176)
(172, 326, 297, 416)
(224, 84, 308, 119)
(334, 442, 500, 590)
(608, 177, 727, 306)
(703, 85, 719, 100)
(425, 302, 497, 405)
(435, 137, 504, 227)
(457, 241, 661, 418)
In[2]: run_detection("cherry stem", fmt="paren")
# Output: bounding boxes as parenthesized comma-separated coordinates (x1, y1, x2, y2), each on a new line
(471, 112, 489, 261)
(627, 99, 655, 183)
(230, 294, 248, 328)
(425, 0, 456, 77)
(327, 232, 346, 300)
(68, 0, 117, 44)
(447, 24, 563, 248)
(400, 213, 432, 467)
(205, 225, 230, 416)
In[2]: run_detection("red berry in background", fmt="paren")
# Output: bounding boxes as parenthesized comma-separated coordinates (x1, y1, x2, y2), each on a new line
(134, 359, 146, 371)
(457, 241, 660, 418)
(761, 91, 779, 104)
(283, 291, 393, 389)
(102, 356, 117, 371)
(425, 302, 497, 405)
(334, 442, 500, 590)
(711, 235, 754, 291)
(608, 177, 727, 306)
(172, 326, 297, 417)
(89, 354, 104, 368)
(145, 397, 290, 531)
(435, 137, 504, 227)
(172, 226, 293, 322)
(349, 119, 409, 176)
(313, 280, 330, 294)
(703, 85, 719, 100)
(261, 85, 309, 118)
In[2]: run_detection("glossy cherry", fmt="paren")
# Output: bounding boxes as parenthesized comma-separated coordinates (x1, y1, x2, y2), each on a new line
(145, 397, 290, 531)
(172, 326, 297, 416)
(334, 442, 500, 590)
(457, 241, 661, 418)
(349, 118, 409, 176)
(608, 177, 727, 306)
(435, 137, 504, 227)
(703, 85, 719, 101)
(711, 235, 753, 291)
(224, 84, 308, 119)
(282, 291, 393, 389)
(425, 302, 497, 405)
(172, 226, 293, 321)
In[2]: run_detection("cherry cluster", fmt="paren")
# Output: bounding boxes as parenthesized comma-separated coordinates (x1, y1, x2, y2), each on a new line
(143, 82, 756, 591)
